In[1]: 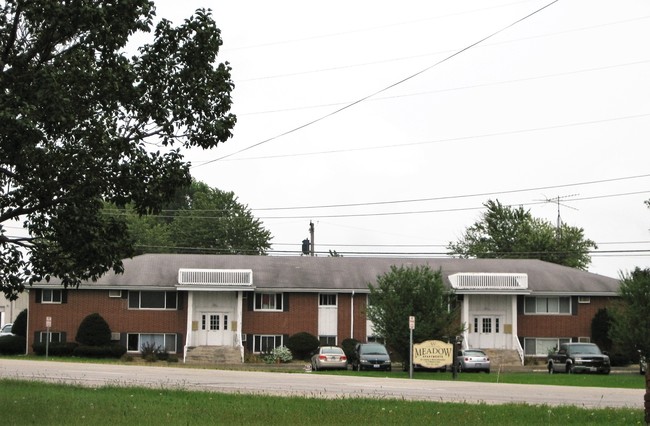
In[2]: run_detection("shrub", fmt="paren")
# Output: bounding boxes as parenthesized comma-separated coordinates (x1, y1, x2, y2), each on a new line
(32, 341, 78, 356)
(0, 335, 26, 354)
(286, 332, 319, 360)
(140, 341, 165, 362)
(272, 345, 293, 363)
(76, 313, 112, 346)
(341, 338, 359, 363)
(12, 309, 27, 337)
(72, 344, 126, 358)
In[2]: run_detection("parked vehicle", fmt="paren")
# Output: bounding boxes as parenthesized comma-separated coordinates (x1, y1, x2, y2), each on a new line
(547, 343, 610, 374)
(0, 323, 13, 337)
(352, 343, 392, 371)
(456, 349, 490, 373)
(310, 346, 347, 371)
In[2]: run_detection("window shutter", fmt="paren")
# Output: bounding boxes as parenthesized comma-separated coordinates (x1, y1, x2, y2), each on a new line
(35, 289, 42, 303)
(121, 290, 128, 299)
(247, 293, 254, 311)
(177, 292, 184, 310)
(61, 332, 67, 343)
(245, 334, 253, 352)
(33, 331, 41, 343)
(516, 295, 524, 314)
(61, 289, 68, 304)
(177, 333, 183, 353)
(283, 293, 289, 312)
(120, 333, 127, 348)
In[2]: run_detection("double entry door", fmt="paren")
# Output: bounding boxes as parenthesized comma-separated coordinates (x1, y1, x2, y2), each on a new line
(200, 312, 230, 346)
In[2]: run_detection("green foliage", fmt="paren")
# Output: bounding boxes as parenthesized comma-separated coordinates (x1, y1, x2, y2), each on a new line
(140, 341, 165, 362)
(118, 180, 272, 255)
(447, 199, 596, 270)
(341, 338, 360, 362)
(271, 346, 293, 363)
(367, 265, 463, 364)
(32, 341, 79, 356)
(72, 344, 127, 359)
(75, 313, 112, 346)
(286, 332, 320, 360)
(0, 2, 236, 299)
(591, 308, 613, 352)
(0, 335, 26, 354)
(611, 267, 650, 362)
(11, 309, 27, 338)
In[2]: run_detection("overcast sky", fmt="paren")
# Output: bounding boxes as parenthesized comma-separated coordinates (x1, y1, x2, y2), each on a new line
(153, 0, 650, 279)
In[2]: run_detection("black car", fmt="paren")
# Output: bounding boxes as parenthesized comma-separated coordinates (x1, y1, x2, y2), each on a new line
(352, 343, 392, 371)
(547, 343, 610, 374)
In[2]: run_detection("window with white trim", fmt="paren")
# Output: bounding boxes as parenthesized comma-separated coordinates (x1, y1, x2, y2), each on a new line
(578, 296, 591, 304)
(524, 296, 571, 314)
(254, 293, 283, 311)
(128, 291, 178, 310)
(578, 336, 591, 343)
(41, 289, 62, 304)
(319, 294, 337, 306)
(38, 331, 63, 343)
(108, 290, 122, 298)
(524, 337, 571, 356)
(127, 333, 177, 352)
(253, 335, 283, 353)
(319, 335, 336, 346)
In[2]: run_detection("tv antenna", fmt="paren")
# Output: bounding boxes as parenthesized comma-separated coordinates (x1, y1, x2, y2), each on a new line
(537, 194, 579, 239)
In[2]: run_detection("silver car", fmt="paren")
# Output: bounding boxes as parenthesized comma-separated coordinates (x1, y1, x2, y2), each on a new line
(456, 349, 490, 373)
(0, 323, 13, 337)
(311, 346, 348, 371)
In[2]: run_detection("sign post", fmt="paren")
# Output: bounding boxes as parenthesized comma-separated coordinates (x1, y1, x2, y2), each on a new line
(408, 316, 415, 379)
(45, 316, 52, 359)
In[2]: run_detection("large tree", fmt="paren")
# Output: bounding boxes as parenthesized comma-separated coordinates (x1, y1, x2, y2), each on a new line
(448, 199, 596, 270)
(610, 267, 650, 423)
(117, 180, 272, 255)
(0, 1, 236, 299)
(367, 265, 463, 366)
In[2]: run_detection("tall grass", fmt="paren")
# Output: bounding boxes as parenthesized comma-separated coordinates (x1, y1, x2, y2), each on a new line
(0, 379, 643, 425)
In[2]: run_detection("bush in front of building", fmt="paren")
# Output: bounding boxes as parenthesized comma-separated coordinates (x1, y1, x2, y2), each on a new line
(341, 338, 360, 363)
(286, 332, 319, 360)
(12, 309, 27, 337)
(72, 343, 127, 358)
(32, 341, 78, 356)
(76, 313, 112, 346)
(0, 334, 26, 354)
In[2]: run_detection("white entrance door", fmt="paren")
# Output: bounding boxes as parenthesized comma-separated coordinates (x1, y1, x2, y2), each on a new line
(471, 315, 504, 349)
(200, 313, 229, 345)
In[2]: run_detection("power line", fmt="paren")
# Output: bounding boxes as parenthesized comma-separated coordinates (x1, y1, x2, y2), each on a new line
(193, 0, 560, 167)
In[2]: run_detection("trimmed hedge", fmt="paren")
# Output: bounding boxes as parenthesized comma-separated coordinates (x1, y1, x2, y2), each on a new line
(72, 344, 127, 358)
(286, 332, 319, 360)
(32, 341, 79, 356)
(0, 335, 26, 355)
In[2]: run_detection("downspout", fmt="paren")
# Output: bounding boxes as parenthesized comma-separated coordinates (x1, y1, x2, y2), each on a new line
(350, 291, 354, 339)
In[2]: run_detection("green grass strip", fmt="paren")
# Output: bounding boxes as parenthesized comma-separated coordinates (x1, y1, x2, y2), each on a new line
(0, 379, 643, 425)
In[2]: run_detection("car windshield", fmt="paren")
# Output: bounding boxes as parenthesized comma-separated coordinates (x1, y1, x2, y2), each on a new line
(1, 324, 11, 333)
(360, 345, 387, 355)
(568, 344, 602, 355)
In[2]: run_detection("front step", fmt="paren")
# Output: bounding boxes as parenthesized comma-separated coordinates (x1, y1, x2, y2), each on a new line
(185, 346, 242, 364)
(482, 349, 522, 367)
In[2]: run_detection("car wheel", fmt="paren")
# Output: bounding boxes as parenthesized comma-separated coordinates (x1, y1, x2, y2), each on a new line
(311, 362, 318, 371)
(602, 368, 610, 375)
(485, 369, 490, 374)
(566, 363, 573, 374)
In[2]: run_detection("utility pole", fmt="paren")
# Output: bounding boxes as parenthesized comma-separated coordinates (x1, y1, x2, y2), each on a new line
(309, 221, 315, 256)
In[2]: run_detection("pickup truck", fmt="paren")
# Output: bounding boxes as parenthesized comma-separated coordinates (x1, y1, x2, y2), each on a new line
(547, 343, 610, 374)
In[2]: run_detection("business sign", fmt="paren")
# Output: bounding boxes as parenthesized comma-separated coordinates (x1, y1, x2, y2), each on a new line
(413, 340, 453, 369)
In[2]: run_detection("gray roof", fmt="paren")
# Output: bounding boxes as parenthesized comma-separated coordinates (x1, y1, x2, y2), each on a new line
(36, 254, 621, 296)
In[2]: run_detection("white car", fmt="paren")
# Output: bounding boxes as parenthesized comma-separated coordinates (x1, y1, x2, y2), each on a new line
(0, 323, 14, 337)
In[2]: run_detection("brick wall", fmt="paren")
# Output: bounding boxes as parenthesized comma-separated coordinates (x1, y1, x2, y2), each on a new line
(517, 296, 614, 338)
(28, 289, 187, 353)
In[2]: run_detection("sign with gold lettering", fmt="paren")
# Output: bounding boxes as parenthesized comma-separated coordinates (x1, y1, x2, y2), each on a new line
(413, 340, 453, 369)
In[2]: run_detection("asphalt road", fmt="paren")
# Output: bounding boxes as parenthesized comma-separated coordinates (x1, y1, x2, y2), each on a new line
(0, 359, 643, 409)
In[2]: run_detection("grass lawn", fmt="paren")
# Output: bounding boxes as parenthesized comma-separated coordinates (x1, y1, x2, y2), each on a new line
(0, 378, 644, 425)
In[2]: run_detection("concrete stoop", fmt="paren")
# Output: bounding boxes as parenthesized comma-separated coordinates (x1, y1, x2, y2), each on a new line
(185, 345, 242, 364)
(482, 349, 523, 368)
